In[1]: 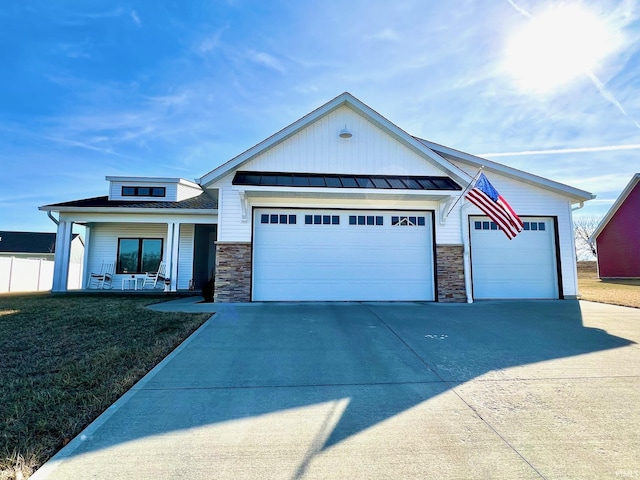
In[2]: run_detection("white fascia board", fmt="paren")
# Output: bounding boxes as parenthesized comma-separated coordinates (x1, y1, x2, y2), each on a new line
(178, 178, 202, 189)
(39, 205, 217, 215)
(197, 92, 471, 188)
(235, 185, 458, 201)
(56, 211, 218, 225)
(418, 138, 595, 202)
(591, 173, 640, 241)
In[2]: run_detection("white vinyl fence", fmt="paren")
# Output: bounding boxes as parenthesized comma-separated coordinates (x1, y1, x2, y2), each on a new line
(0, 257, 83, 293)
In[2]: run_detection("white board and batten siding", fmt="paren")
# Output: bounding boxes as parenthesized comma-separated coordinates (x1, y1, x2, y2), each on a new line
(214, 107, 457, 243)
(248, 106, 446, 176)
(88, 223, 195, 289)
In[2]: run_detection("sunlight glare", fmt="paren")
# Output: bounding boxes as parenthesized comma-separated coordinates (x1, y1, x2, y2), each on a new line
(505, 5, 618, 92)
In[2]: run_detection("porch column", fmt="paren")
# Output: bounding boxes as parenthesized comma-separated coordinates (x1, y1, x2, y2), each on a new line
(170, 222, 180, 291)
(81, 226, 91, 288)
(165, 222, 180, 292)
(52, 220, 73, 292)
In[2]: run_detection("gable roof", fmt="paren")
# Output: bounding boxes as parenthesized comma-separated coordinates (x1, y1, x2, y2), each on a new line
(416, 138, 595, 202)
(0, 231, 80, 254)
(196, 92, 594, 203)
(197, 92, 472, 187)
(591, 173, 640, 240)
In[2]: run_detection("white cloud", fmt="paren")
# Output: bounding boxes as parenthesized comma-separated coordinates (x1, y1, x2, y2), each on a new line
(73, 7, 125, 20)
(130, 10, 141, 26)
(247, 50, 286, 73)
(366, 28, 400, 42)
(197, 29, 226, 54)
(562, 172, 634, 196)
(44, 136, 136, 158)
(145, 92, 190, 107)
(55, 41, 93, 59)
(480, 143, 640, 157)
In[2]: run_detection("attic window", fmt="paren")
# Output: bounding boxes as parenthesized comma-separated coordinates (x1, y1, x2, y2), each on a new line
(122, 186, 166, 197)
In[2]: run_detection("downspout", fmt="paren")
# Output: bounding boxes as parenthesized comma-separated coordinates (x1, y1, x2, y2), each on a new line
(571, 201, 587, 249)
(570, 201, 586, 298)
(460, 202, 473, 303)
(47, 211, 60, 226)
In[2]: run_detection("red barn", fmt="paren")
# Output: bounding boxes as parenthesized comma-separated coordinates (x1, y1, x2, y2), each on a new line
(592, 173, 640, 278)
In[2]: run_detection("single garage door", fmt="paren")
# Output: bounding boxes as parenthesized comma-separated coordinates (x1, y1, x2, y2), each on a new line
(253, 209, 435, 301)
(470, 216, 559, 299)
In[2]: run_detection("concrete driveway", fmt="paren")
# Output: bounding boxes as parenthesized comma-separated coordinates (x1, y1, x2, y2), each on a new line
(32, 300, 640, 479)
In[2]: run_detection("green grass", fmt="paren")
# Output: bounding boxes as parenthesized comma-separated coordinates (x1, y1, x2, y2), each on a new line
(0, 293, 210, 480)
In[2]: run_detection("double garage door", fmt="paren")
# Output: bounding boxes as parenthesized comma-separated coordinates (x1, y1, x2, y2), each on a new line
(253, 209, 435, 301)
(470, 216, 559, 299)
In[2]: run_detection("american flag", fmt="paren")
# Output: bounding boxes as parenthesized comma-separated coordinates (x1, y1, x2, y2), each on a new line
(466, 173, 524, 239)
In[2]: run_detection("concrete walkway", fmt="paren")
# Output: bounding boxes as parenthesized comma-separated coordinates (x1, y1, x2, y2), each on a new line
(32, 300, 640, 479)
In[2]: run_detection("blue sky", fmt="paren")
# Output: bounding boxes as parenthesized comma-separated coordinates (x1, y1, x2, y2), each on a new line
(2, 0, 639, 233)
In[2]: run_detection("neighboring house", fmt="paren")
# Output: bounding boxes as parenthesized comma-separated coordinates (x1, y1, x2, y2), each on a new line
(591, 173, 640, 278)
(0, 231, 84, 292)
(40, 93, 594, 302)
(0, 231, 83, 261)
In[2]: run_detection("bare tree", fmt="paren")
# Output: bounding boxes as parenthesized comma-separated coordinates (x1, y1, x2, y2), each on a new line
(573, 215, 602, 260)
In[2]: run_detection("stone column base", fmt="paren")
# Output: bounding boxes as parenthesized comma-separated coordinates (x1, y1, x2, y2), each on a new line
(214, 242, 252, 302)
(436, 244, 466, 303)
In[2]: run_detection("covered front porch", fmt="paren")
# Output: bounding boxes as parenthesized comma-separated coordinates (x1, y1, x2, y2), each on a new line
(44, 213, 217, 294)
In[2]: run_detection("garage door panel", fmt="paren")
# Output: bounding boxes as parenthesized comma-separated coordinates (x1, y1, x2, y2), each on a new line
(262, 279, 429, 302)
(471, 216, 558, 299)
(253, 209, 434, 301)
(255, 262, 427, 276)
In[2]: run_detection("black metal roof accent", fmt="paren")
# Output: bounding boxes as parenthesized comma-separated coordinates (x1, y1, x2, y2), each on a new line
(232, 171, 461, 190)
(43, 192, 218, 210)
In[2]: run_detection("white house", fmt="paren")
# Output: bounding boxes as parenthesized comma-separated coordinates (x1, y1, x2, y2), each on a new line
(40, 93, 593, 302)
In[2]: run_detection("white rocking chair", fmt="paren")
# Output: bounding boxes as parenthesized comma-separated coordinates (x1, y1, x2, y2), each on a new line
(87, 262, 115, 289)
(142, 261, 167, 289)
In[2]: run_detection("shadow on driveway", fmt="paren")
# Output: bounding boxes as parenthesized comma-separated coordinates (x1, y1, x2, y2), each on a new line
(35, 300, 638, 479)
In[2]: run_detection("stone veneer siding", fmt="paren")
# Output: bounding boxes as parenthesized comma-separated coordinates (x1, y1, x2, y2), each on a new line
(214, 242, 252, 302)
(436, 244, 466, 302)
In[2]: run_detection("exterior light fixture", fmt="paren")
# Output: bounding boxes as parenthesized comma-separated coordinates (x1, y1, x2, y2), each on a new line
(339, 125, 352, 138)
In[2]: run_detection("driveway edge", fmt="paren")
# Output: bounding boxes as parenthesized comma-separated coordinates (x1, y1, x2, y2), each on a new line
(29, 314, 216, 479)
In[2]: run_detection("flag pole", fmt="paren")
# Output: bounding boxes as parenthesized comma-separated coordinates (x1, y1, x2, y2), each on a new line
(446, 166, 484, 217)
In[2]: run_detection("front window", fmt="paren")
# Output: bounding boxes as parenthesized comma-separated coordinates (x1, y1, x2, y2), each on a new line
(117, 238, 163, 273)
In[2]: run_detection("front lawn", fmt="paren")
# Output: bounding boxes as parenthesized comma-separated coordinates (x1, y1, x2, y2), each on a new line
(578, 261, 640, 308)
(0, 294, 210, 480)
